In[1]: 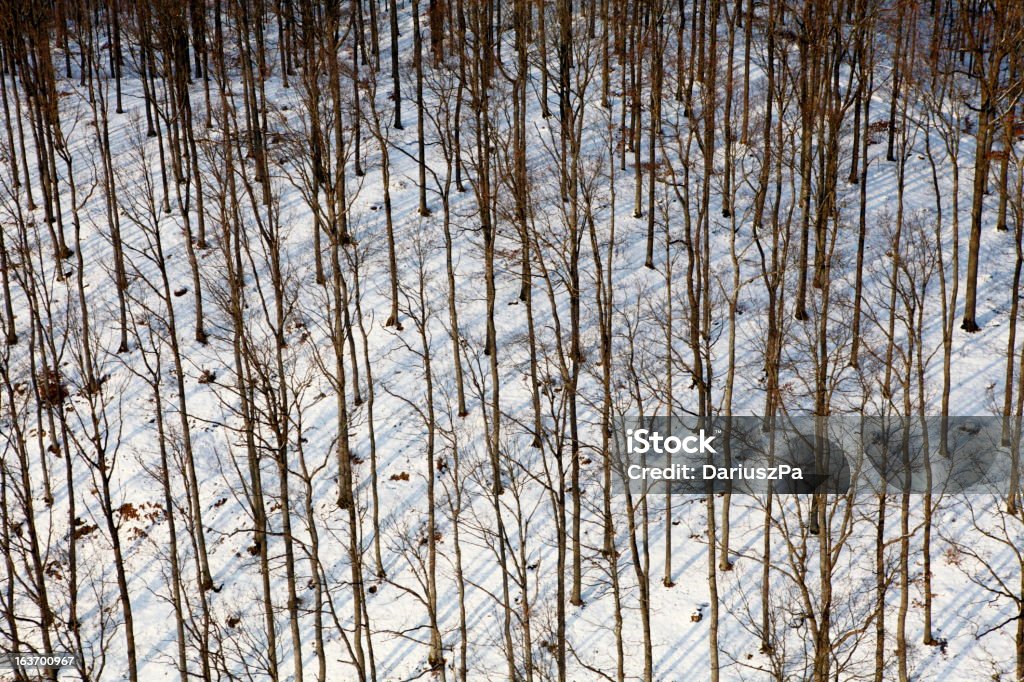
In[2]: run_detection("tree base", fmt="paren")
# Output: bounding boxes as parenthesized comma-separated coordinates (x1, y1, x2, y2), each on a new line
(960, 318, 981, 333)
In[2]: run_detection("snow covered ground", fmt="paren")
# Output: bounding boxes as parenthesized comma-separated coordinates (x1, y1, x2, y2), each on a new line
(2, 2, 1024, 681)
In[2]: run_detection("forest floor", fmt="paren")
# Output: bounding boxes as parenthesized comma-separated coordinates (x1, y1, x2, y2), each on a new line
(3, 5, 1024, 682)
